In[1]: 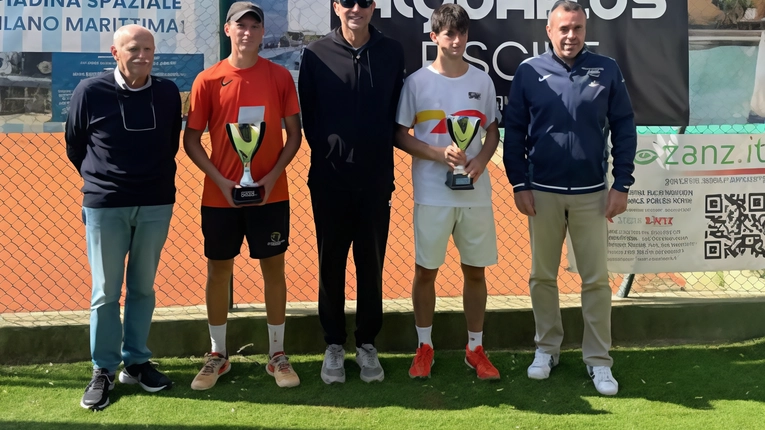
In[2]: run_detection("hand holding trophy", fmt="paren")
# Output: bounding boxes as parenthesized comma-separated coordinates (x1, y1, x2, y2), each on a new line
(226, 121, 266, 204)
(445, 115, 481, 190)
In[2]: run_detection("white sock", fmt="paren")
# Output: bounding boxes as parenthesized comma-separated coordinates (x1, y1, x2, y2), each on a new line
(468, 331, 483, 351)
(268, 323, 285, 357)
(416, 325, 433, 348)
(209, 323, 227, 356)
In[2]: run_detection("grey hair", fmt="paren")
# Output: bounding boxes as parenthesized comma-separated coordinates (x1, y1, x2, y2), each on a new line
(547, 1, 585, 26)
(113, 24, 152, 47)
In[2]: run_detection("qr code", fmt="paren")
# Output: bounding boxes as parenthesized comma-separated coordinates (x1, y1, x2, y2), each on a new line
(704, 193, 765, 259)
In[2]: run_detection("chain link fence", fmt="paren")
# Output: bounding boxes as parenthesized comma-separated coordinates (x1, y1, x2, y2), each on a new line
(2, 1, 765, 325)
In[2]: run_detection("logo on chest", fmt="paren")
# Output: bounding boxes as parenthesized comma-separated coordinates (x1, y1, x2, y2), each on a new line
(468, 92, 481, 100)
(582, 67, 604, 78)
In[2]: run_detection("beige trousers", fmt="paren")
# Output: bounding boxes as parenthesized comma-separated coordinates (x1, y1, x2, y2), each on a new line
(528, 190, 613, 367)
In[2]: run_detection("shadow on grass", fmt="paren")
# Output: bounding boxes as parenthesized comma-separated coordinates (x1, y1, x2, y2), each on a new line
(92, 353, 607, 415)
(4, 338, 765, 415)
(605, 339, 765, 409)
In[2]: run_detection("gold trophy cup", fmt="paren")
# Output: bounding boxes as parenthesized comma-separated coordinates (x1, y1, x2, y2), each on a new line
(445, 115, 481, 190)
(226, 121, 266, 204)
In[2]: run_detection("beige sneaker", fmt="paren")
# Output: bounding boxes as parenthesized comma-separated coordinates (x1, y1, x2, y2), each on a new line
(191, 352, 230, 391)
(266, 352, 300, 388)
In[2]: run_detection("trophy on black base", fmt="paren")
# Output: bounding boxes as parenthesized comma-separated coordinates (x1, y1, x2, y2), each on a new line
(226, 121, 266, 205)
(445, 115, 481, 190)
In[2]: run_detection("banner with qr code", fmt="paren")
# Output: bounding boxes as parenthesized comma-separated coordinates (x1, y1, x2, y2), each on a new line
(608, 134, 765, 274)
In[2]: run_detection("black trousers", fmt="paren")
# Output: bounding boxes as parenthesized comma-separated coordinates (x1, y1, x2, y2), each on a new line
(310, 184, 392, 347)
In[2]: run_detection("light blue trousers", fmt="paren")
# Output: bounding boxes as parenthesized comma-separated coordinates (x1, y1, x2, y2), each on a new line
(83, 204, 173, 372)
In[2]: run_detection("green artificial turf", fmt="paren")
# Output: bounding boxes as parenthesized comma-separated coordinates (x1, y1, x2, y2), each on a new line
(2, 339, 765, 429)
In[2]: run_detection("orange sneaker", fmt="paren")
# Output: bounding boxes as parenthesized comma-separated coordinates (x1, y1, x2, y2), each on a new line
(465, 345, 500, 380)
(409, 343, 434, 379)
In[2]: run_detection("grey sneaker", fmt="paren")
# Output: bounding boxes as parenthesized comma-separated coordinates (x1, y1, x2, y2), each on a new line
(80, 368, 115, 411)
(356, 344, 384, 383)
(321, 344, 346, 384)
(527, 350, 559, 380)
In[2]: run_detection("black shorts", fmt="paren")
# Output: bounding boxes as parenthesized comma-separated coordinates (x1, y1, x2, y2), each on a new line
(201, 201, 290, 260)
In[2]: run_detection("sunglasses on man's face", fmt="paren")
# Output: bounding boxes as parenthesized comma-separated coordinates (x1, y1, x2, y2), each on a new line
(336, 0, 374, 9)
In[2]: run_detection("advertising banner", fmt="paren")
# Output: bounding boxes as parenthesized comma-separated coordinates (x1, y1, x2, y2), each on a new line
(348, 0, 690, 126)
(0, 0, 217, 132)
(608, 134, 765, 273)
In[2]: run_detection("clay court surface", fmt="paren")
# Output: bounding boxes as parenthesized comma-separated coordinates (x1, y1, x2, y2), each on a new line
(1, 132, 588, 313)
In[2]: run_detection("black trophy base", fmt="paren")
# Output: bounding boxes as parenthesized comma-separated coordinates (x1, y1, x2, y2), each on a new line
(446, 171, 474, 190)
(232, 186, 264, 205)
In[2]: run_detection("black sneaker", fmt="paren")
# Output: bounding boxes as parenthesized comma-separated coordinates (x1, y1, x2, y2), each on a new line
(80, 368, 115, 411)
(118, 361, 173, 393)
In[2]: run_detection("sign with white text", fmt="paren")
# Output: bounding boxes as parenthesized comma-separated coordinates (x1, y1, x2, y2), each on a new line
(353, 0, 689, 126)
(0, 0, 217, 132)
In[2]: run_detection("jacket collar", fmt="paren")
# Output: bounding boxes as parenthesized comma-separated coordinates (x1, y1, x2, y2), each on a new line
(113, 67, 152, 91)
(331, 24, 383, 52)
(546, 42, 589, 71)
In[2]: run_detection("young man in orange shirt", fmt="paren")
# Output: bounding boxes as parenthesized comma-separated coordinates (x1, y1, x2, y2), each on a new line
(183, 1, 302, 389)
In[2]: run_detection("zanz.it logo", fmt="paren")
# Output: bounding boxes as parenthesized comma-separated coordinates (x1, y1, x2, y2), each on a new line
(634, 138, 765, 166)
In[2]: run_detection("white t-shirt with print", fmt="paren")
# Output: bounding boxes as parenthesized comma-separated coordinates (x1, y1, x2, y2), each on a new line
(396, 64, 497, 207)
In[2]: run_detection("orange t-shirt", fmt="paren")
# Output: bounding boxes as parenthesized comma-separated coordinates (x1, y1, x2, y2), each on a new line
(187, 57, 299, 207)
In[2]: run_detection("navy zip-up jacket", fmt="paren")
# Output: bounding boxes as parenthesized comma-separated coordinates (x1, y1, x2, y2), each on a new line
(503, 47, 637, 195)
(298, 25, 405, 192)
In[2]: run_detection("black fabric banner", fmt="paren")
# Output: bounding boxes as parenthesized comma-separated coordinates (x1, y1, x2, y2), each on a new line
(331, 0, 689, 126)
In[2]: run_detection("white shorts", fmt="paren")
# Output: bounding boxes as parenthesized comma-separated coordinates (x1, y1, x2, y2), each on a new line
(413, 204, 498, 270)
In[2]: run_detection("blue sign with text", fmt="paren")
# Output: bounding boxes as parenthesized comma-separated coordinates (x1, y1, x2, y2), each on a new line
(51, 52, 202, 122)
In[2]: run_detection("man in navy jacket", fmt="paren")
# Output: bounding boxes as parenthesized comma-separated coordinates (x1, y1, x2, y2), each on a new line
(503, 0, 637, 396)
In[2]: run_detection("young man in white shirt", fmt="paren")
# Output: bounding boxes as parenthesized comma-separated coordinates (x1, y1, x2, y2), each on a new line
(395, 3, 501, 380)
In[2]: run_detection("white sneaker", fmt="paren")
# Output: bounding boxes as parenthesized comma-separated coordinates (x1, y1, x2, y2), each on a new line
(356, 344, 384, 383)
(587, 365, 619, 395)
(321, 345, 346, 384)
(527, 350, 559, 380)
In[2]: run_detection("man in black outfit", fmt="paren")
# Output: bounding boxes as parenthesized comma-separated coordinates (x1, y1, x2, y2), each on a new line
(298, 0, 405, 384)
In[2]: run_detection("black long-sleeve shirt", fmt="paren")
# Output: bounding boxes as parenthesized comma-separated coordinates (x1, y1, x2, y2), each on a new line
(65, 71, 181, 208)
(298, 25, 405, 193)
